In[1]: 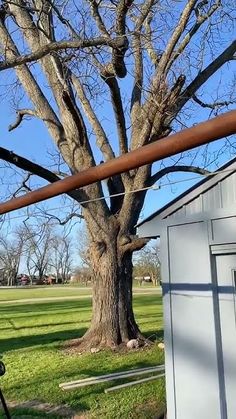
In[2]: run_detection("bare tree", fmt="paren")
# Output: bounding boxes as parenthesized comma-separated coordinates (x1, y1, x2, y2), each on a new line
(74, 226, 92, 285)
(50, 233, 73, 282)
(0, 234, 24, 286)
(0, 1, 235, 348)
(21, 221, 53, 280)
(77, 227, 91, 269)
(133, 244, 160, 286)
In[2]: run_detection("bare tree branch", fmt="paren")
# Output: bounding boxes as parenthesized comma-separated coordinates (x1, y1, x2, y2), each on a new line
(0, 36, 121, 71)
(102, 73, 129, 154)
(192, 94, 235, 110)
(39, 211, 83, 225)
(87, 0, 110, 36)
(134, 0, 157, 31)
(130, 33, 143, 119)
(130, 2, 158, 143)
(143, 10, 161, 66)
(6, 1, 111, 223)
(0, 146, 81, 202)
(166, 0, 221, 72)
(111, 0, 134, 78)
(0, 19, 70, 161)
(156, 0, 198, 76)
(46, 0, 80, 38)
(148, 165, 211, 186)
(12, 173, 32, 197)
(116, 0, 134, 36)
(177, 40, 236, 111)
(138, 1, 197, 142)
(71, 72, 115, 161)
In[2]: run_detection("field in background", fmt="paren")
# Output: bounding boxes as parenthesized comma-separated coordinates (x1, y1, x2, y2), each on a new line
(0, 284, 160, 302)
(0, 291, 164, 418)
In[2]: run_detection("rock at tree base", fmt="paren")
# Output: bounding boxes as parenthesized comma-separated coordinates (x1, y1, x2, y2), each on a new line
(126, 339, 139, 349)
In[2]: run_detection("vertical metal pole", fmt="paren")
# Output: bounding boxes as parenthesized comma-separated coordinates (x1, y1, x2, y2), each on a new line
(0, 388, 11, 419)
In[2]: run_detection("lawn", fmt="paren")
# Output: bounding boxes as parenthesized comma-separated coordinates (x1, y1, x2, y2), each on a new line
(0, 292, 164, 418)
(0, 285, 159, 302)
(0, 286, 92, 302)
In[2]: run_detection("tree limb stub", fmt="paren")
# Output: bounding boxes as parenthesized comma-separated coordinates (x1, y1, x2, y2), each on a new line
(8, 109, 37, 131)
(122, 237, 149, 253)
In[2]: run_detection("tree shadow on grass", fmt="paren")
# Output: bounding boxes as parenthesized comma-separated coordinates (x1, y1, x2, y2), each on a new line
(0, 328, 87, 354)
(63, 359, 165, 405)
(136, 313, 163, 319)
(0, 319, 90, 332)
(0, 300, 92, 316)
(133, 295, 163, 304)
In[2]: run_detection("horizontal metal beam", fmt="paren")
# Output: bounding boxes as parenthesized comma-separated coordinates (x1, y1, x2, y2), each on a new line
(104, 373, 165, 393)
(1, 110, 236, 215)
(60, 365, 165, 390)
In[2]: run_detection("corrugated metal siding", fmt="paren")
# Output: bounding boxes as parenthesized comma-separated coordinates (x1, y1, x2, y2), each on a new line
(202, 183, 221, 212)
(168, 172, 236, 219)
(186, 195, 202, 216)
(221, 172, 236, 207)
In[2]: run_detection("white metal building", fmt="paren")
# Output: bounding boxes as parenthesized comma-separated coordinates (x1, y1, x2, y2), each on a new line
(138, 158, 236, 419)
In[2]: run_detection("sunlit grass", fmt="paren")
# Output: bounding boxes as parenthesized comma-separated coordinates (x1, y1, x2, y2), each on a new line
(0, 294, 164, 418)
(0, 285, 159, 302)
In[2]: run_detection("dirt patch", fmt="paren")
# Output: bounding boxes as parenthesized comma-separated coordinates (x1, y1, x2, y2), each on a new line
(130, 400, 166, 419)
(6, 400, 77, 418)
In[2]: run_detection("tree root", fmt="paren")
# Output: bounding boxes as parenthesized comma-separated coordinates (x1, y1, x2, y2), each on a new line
(63, 331, 153, 355)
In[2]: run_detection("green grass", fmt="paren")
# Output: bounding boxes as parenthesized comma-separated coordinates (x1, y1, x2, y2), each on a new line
(0, 285, 159, 302)
(0, 294, 164, 418)
(0, 287, 92, 301)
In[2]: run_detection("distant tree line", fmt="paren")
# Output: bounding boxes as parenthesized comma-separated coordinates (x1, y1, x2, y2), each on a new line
(0, 222, 160, 288)
(0, 221, 73, 286)
(133, 245, 161, 286)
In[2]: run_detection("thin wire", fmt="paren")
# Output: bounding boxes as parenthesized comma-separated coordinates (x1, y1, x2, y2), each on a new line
(0, 184, 159, 222)
(0, 168, 235, 222)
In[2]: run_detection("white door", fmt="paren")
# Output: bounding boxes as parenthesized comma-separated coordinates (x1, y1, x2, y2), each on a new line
(215, 254, 236, 419)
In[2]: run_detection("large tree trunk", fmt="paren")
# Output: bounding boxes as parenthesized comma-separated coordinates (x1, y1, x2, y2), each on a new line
(118, 254, 143, 342)
(79, 239, 143, 349)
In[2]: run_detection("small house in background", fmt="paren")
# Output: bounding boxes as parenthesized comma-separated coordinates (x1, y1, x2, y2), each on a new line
(138, 157, 236, 419)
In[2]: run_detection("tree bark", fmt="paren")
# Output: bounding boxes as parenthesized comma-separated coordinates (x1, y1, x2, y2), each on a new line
(118, 253, 143, 342)
(79, 239, 143, 349)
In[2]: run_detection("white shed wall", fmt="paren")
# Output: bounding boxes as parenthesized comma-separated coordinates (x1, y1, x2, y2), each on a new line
(162, 221, 221, 419)
(169, 172, 236, 220)
(155, 212, 236, 419)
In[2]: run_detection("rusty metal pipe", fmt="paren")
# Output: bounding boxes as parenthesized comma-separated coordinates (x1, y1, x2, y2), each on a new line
(1, 110, 236, 215)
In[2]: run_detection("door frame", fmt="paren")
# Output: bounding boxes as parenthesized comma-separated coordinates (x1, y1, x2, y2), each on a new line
(210, 245, 236, 419)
